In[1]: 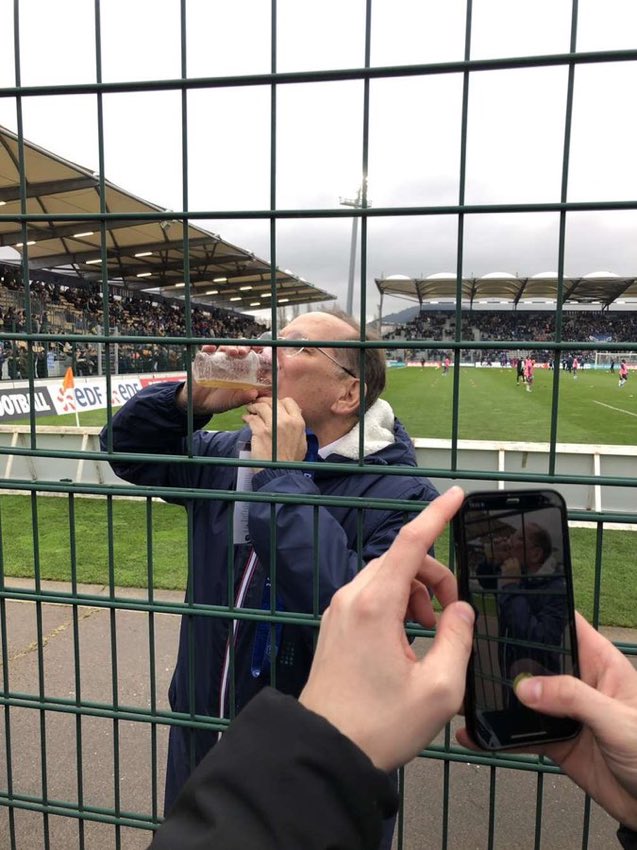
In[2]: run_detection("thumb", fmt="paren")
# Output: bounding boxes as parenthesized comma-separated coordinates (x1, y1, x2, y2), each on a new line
(228, 388, 259, 407)
(515, 674, 615, 733)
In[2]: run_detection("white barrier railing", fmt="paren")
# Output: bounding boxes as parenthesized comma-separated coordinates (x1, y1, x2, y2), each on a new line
(0, 426, 635, 518)
(414, 438, 637, 516)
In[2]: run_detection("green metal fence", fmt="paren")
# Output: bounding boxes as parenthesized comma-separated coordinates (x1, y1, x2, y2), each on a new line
(1, 1, 636, 848)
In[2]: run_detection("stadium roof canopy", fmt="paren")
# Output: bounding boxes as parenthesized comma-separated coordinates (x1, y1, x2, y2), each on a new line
(0, 125, 335, 312)
(375, 271, 637, 309)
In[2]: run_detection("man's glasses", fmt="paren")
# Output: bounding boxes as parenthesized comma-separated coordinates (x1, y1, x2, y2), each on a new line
(258, 331, 358, 379)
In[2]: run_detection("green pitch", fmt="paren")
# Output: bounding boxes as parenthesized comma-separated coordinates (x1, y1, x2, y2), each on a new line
(385, 365, 636, 444)
(19, 365, 636, 444)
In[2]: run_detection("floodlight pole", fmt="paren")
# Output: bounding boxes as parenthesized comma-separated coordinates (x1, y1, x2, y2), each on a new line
(339, 184, 370, 317)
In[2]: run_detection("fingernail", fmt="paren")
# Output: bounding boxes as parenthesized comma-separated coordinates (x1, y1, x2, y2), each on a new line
(516, 677, 542, 704)
(456, 602, 475, 625)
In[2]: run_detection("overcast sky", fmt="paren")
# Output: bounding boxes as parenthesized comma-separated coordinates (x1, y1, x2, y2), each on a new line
(1, 0, 637, 321)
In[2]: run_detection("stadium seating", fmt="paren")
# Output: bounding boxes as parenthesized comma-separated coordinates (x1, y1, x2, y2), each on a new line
(0, 263, 266, 376)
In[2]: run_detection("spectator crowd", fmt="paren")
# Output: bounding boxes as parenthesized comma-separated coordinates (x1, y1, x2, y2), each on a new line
(0, 264, 266, 380)
(385, 308, 637, 344)
(2, 262, 635, 379)
(384, 308, 637, 365)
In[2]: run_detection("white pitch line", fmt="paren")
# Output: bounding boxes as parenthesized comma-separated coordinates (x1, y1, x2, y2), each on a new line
(592, 400, 637, 418)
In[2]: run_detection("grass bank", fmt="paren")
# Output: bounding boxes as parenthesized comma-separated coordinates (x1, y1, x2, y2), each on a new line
(1, 495, 634, 628)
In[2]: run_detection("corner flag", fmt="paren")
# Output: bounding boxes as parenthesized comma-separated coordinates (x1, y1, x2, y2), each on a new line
(59, 367, 80, 426)
(62, 367, 75, 392)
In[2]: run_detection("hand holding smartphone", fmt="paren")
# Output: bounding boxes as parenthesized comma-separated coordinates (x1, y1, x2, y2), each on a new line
(452, 489, 581, 750)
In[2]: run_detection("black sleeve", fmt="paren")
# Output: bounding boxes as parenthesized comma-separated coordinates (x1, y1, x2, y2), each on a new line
(476, 559, 500, 590)
(618, 825, 637, 849)
(148, 688, 398, 850)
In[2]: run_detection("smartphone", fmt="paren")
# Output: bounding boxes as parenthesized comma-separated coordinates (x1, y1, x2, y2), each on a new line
(452, 489, 581, 750)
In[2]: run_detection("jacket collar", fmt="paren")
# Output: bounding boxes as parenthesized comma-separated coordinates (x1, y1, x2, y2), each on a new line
(318, 399, 396, 461)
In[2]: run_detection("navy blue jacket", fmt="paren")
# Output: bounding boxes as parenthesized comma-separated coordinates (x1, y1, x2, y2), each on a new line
(476, 562, 568, 680)
(100, 381, 438, 813)
(498, 572, 568, 677)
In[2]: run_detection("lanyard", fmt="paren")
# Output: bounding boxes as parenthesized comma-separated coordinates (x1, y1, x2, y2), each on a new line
(250, 577, 283, 678)
(304, 429, 319, 476)
(250, 431, 320, 677)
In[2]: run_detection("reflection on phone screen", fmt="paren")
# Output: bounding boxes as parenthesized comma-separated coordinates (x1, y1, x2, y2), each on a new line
(463, 502, 576, 748)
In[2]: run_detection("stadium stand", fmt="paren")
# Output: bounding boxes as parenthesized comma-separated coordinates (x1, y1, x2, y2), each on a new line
(384, 308, 637, 365)
(0, 262, 266, 377)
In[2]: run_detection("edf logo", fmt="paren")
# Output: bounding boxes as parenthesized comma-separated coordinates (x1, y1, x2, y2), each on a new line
(74, 386, 103, 408)
(117, 383, 140, 402)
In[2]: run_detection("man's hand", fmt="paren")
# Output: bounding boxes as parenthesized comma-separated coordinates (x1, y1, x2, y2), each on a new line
(499, 556, 520, 586)
(491, 536, 512, 564)
(176, 345, 260, 416)
(457, 612, 637, 830)
(299, 487, 475, 773)
(242, 397, 307, 463)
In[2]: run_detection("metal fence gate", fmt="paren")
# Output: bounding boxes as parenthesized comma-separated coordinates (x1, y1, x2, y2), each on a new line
(1, 2, 636, 849)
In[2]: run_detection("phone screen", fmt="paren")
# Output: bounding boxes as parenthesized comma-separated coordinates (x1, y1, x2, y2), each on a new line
(453, 489, 581, 749)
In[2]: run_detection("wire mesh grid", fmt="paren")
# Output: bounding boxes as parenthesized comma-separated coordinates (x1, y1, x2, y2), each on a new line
(0, 1, 636, 848)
